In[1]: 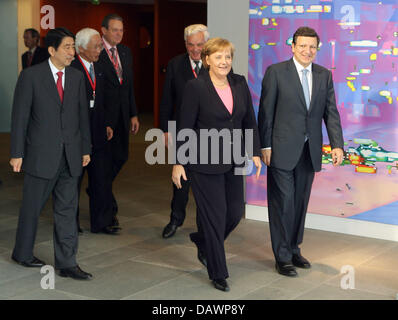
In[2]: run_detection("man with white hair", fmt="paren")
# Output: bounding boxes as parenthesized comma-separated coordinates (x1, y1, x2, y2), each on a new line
(159, 24, 209, 239)
(71, 28, 119, 235)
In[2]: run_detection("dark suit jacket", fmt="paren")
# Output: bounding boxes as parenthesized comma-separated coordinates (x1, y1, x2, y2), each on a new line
(10, 60, 91, 179)
(159, 53, 207, 132)
(21, 46, 49, 69)
(70, 57, 107, 151)
(258, 58, 344, 172)
(177, 71, 261, 175)
(97, 44, 138, 131)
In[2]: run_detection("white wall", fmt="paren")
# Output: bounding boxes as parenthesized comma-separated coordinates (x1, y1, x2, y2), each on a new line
(207, 0, 249, 78)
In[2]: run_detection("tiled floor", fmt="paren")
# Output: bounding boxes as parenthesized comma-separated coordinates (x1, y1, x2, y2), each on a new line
(0, 113, 397, 300)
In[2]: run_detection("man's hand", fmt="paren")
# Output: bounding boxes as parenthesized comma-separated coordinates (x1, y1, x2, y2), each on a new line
(131, 116, 139, 135)
(82, 155, 90, 167)
(331, 148, 344, 166)
(10, 158, 23, 172)
(172, 165, 187, 189)
(106, 126, 113, 140)
(252, 156, 262, 179)
(164, 132, 173, 149)
(261, 149, 272, 166)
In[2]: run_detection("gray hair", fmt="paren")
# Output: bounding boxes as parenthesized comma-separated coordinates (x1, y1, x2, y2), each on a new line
(184, 24, 209, 42)
(75, 28, 100, 54)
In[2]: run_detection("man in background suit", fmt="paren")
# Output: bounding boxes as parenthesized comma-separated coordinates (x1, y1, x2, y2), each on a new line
(159, 24, 209, 238)
(10, 27, 93, 280)
(98, 14, 140, 227)
(72, 28, 119, 235)
(22, 28, 49, 69)
(258, 27, 344, 277)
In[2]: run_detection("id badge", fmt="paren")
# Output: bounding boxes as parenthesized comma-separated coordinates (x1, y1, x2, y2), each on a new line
(90, 100, 95, 109)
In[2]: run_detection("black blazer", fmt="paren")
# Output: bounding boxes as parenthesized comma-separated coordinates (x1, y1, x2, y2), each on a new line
(70, 58, 107, 151)
(177, 71, 261, 175)
(10, 61, 91, 179)
(97, 44, 138, 131)
(159, 53, 207, 132)
(21, 46, 49, 69)
(258, 58, 344, 172)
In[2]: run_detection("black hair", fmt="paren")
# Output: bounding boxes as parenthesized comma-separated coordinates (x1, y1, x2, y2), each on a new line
(292, 27, 320, 47)
(24, 28, 40, 40)
(101, 13, 123, 29)
(44, 27, 75, 51)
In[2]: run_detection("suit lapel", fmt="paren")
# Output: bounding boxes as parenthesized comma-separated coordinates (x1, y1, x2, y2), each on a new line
(43, 62, 62, 106)
(308, 65, 320, 114)
(118, 45, 128, 81)
(183, 54, 195, 82)
(287, 59, 307, 112)
(63, 66, 74, 106)
(100, 49, 119, 84)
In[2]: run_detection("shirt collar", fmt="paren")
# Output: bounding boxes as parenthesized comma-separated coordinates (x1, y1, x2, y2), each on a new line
(48, 58, 65, 75)
(102, 36, 116, 51)
(293, 56, 311, 74)
(188, 55, 202, 69)
(78, 55, 92, 71)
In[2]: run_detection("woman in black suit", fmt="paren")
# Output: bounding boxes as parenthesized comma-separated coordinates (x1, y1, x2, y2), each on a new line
(172, 38, 262, 291)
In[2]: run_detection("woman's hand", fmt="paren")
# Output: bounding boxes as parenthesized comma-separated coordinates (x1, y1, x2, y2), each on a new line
(253, 156, 262, 179)
(172, 165, 187, 189)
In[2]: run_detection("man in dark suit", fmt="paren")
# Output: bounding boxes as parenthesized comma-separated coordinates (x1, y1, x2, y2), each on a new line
(258, 27, 344, 277)
(72, 27, 119, 235)
(159, 24, 209, 239)
(22, 28, 49, 69)
(10, 27, 93, 280)
(98, 14, 140, 227)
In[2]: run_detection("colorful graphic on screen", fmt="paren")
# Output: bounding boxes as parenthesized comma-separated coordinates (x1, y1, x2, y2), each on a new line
(247, 0, 398, 225)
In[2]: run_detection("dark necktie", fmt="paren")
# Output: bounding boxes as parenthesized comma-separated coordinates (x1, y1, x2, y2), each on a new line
(110, 47, 123, 81)
(27, 51, 33, 67)
(193, 60, 200, 76)
(56, 71, 64, 103)
(89, 64, 95, 82)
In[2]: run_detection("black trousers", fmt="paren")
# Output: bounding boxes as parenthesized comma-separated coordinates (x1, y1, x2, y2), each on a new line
(267, 142, 315, 263)
(109, 117, 129, 214)
(169, 173, 190, 226)
(77, 144, 113, 232)
(189, 168, 244, 280)
(12, 150, 79, 269)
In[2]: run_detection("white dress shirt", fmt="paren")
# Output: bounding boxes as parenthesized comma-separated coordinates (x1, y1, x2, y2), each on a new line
(292, 56, 312, 99)
(48, 58, 65, 89)
(189, 56, 202, 74)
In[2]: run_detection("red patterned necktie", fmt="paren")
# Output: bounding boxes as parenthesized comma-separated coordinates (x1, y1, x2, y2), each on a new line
(56, 71, 64, 103)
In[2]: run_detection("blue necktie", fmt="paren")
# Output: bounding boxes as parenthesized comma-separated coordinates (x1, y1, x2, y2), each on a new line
(89, 64, 95, 82)
(302, 69, 310, 110)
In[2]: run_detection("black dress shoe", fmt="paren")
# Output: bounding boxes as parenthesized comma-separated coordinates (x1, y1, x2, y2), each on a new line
(275, 261, 298, 277)
(78, 226, 83, 234)
(162, 222, 178, 238)
(292, 254, 311, 269)
(212, 279, 230, 292)
(59, 265, 93, 280)
(12, 256, 46, 268)
(112, 216, 119, 227)
(101, 226, 120, 235)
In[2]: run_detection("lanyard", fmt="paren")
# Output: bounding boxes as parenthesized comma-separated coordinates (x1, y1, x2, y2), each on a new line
(191, 66, 198, 78)
(77, 55, 96, 98)
(102, 40, 123, 84)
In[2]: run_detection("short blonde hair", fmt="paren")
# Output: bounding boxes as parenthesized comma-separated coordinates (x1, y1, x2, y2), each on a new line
(201, 37, 235, 69)
(184, 24, 209, 41)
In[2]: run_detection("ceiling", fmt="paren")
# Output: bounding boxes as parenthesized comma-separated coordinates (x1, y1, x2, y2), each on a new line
(75, 0, 206, 4)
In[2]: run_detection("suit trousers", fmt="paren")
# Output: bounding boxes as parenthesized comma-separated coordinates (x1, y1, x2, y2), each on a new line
(12, 150, 79, 269)
(77, 144, 113, 232)
(109, 115, 129, 215)
(169, 173, 190, 226)
(267, 141, 315, 263)
(189, 167, 244, 280)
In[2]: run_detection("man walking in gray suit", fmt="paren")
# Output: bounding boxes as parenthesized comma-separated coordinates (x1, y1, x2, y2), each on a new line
(10, 27, 93, 280)
(258, 27, 344, 277)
